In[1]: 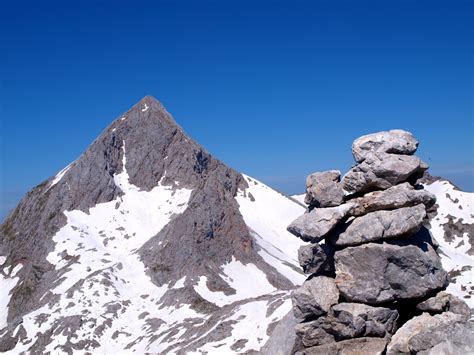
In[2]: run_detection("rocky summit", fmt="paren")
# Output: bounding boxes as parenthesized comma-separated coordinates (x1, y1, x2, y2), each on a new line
(287, 129, 474, 354)
(0, 96, 307, 353)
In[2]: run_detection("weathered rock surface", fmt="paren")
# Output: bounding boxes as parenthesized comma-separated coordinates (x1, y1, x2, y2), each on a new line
(288, 204, 354, 243)
(335, 240, 448, 304)
(305, 170, 345, 208)
(387, 312, 474, 354)
(342, 152, 428, 195)
(329, 204, 426, 247)
(298, 243, 334, 275)
(292, 276, 339, 320)
(260, 311, 301, 355)
(295, 303, 398, 347)
(348, 182, 436, 217)
(416, 291, 471, 318)
(352, 129, 419, 163)
(296, 337, 388, 355)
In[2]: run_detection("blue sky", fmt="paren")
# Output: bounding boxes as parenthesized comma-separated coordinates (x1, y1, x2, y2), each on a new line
(0, 0, 473, 220)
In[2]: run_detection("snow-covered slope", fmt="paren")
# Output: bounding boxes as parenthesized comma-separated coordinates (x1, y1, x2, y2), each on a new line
(424, 180, 474, 307)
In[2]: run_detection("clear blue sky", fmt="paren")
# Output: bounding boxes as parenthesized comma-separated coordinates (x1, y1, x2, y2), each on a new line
(1, 0, 473, 220)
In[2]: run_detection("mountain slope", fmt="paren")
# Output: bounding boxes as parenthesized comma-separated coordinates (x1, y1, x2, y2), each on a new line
(0, 96, 305, 353)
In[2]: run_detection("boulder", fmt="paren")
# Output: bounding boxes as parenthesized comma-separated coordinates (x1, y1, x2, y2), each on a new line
(334, 241, 448, 304)
(295, 303, 398, 347)
(416, 291, 471, 318)
(341, 152, 428, 195)
(352, 129, 419, 163)
(296, 337, 387, 355)
(305, 170, 345, 208)
(298, 243, 334, 275)
(387, 312, 474, 354)
(348, 182, 436, 217)
(260, 310, 301, 355)
(292, 276, 339, 320)
(329, 204, 426, 247)
(288, 203, 354, 243)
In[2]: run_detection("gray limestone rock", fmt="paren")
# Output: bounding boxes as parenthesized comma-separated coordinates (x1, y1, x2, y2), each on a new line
(287, 204, 354, 243)
(291, 276, 339, 320)
(352, 129, 419, 163)
(260, 311, 301, 355)
(416, 291, 471, 318)
(297, 337, 388, 355)
(305, 170, 345, 208)
(387, 312, 474, 354)
(298, 243, 334, 276)
(348, 182, 436, 217)
(341, 152, 428, 195)
(295, 303, 398, 348)
(334, 236, 448, 304)
(329, 204, 426, 247)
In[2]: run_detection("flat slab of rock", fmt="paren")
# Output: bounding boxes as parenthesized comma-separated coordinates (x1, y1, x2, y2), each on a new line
(352, 129, 419, 163)
(329, 204, 426, 247)
(292, 276, 339, 320)
(342, 152, 428, 195)
(305, 170, 345, 208)
(295, 303, 398, 348)
(296, 337, 387, 355)
(298, 243, 334, 275)
(335, 241, 447, 304)
(288, 204, 354, 243)
(348, 182, 436, 217)
(416, 291, 471, 318)
(387, 312, 474, 354)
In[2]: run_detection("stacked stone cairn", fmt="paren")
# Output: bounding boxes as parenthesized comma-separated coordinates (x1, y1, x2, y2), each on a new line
(287, 130, 473, 354)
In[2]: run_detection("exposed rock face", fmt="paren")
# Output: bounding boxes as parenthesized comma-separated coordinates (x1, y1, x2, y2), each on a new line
(352, 129, 419, 163)
(291, 276, 339, 320)
(305, 171, 344, 208)
(287, 204, 354, 243)
(329, 204, 426, 247)
(387, 312, 474, 354)
(348, 182, 436, 217)
(334, 241, 447, 304)
(295, 303, 398, 347)
(298, 244, 333, 275)
(416, 291, 471, 317)
(297, 337, 388, 355)
(342, 152, 428, 195)
(287, 129, 472, 354)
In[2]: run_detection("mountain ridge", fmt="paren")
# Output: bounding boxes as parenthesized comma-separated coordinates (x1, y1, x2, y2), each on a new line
(0, 96, 306, 353)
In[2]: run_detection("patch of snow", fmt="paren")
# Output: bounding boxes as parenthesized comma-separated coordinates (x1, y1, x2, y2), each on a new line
(48, 162, 73, 190)
(236, 174, 306, 286)
(424, 180, 474, 307)
(142, 103, 149, 112)
(194, 257, 277, 307)
(172, 276, 186, 289)
(0, 256, 5, 265)
(112, 128, 116, 132)
(121, 116, 126, 121)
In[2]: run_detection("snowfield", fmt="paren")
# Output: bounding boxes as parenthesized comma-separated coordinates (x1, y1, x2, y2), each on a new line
(424, 180, 474, 307)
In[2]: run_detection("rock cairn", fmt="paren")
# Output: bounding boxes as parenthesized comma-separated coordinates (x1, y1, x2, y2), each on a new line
(288, 130, 473, 354)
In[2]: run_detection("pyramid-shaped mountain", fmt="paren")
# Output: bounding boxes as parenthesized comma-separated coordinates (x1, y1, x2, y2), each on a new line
(0, 96, 306, 353)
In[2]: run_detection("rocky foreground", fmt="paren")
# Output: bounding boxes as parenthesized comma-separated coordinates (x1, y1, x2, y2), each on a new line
(287, 130, 474, 354)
